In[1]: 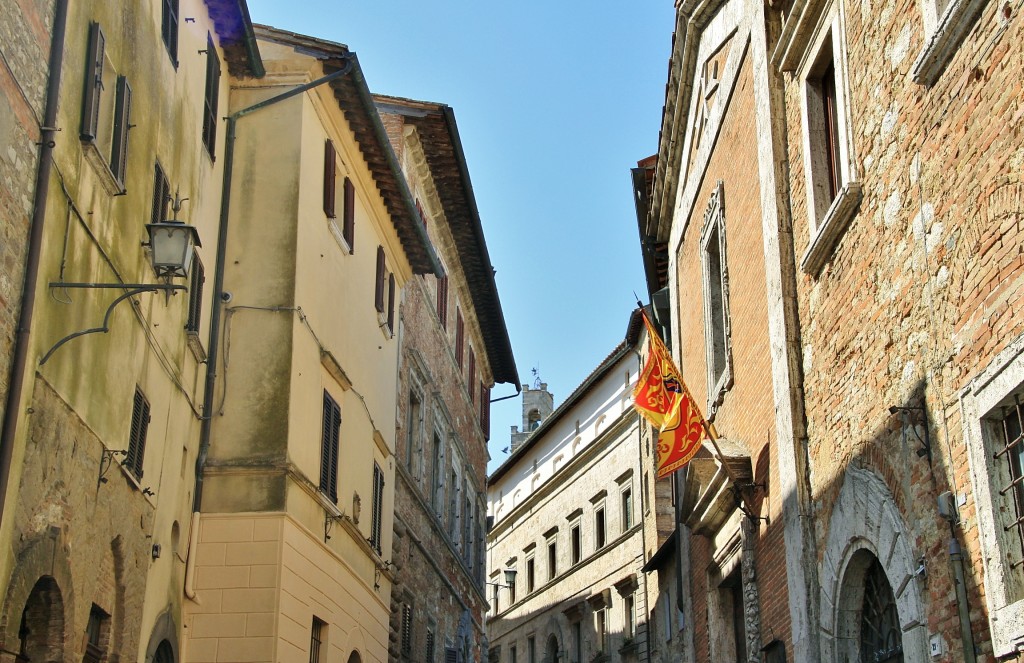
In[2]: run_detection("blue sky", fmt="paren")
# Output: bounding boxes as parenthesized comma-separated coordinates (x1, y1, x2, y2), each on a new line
(245, 1, 675, 472)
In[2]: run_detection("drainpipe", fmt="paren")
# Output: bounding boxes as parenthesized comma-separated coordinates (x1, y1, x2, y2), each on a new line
(948, 533, 977, 663)
(185, 59, 354, 599)
(0, 0, 70, 526)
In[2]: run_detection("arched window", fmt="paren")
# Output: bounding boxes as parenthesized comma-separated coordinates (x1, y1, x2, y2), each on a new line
(154, 640, 175, 663)
(860, 558, 904, 663)
(528, 409, 541, 430)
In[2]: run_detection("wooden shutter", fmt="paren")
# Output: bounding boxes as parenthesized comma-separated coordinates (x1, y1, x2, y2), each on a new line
(425, 631, 435, 662)
(162, 0, 179, 64)
(375, 246, 386, 313)
(444, 647, 457, 663)
(110, 76, 132, 186)
(400, 604, 413, 655)
(371, 462, 384, 552)
(186, 256, 205, 333)
(436, 275, 448, 328)
(323, 139, 337, 217)
(320, 391, 341, 503)
(125, 387, 150, 479)
(468, 348, 476, 404)
(387, 273, 396, 333)
(455, 309, 464, 369)
(151, 163, 170, 225)
(202, 33, 220, 157)
(343, 177, 355, 251)
(480, 384, 490, 440)
(81, 22, 105, 141)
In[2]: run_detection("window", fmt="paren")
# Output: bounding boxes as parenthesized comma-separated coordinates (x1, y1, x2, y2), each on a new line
(508, 566, 517, 603)
(431, 433, 443, 513)
(595, 609, 607, 654)
(480, 384, 491, 440)
(425, 629, 435, 663)
(455, 309, 464, 368)
(509, 645, 517, 663)
(400, 603, 413, 657)
(797, 9, 861, 276)
(387, 273, 396, 335)
(343, 177, 355, 250)
(468, 348, 476, 405)
(375, 247, 396, 335)
(323, 140, 355, 252)
(995, 400, 1024, 564)
(201, 33, 220, 158)
(161, 0, 179, 65)
(489, 647, 500, 663)
(572, 621, 582, 663)
(185, 255, 205, 334)
(527, 637, 535, 663)
(624, 594, 636, 638)
(448, 469, 459, 542)
(81, 22, 132, 192)
(375, 246, 386, 313)
(911, 0, 986, 85)
(436, 274, 448, 327)
(320, 391, 341, 503)
(125, 386, 150, 480)
(83, 605, 109, 663)
(526, 556, 535, 593)
(406, 391, 422, 473)
(701, 182, 732, 413)
(570, 522, 581, 565)
(323, 140, 337, 218)
(547, 537, 557, 581)
(859, 558, 903, 662)
(595, 507, 606, 550)
(621, 487, 633, 530)
(370, 462, 385, 553)
(309, 617, 325, 663)
(151, 163, 170, 225)
(763, 640, 787, 663)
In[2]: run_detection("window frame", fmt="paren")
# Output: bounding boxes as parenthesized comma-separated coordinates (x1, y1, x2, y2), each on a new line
(911, 0, 988, 85)
(80, 22, 132, 195)
(700, 181, 733, 415)
(796, 3, 863, 276)
(309, 616, 326, 663)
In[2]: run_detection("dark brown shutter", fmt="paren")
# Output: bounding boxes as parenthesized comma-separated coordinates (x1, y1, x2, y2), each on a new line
(387, 273, 396, 333)
(375, 246, 386, 313)
(371, 462, 384, 553)
(81, 22, 105, 141)
(468, 348, 476, 404)
(320, 391, 341, 503)
(202, 33, 220, 157)
(110, 76, 132, 186)
(455, 309, 464, 368)
(151, 163, 170, 225)
(400, 604, 413, 655)
(126, 387, 150, 479)
(162, 0, 179, 64)
(343, 177, 355, 252)
(323, 140, 336, 218)
(480, 384, 490, 440)
(444, 647, 457, 663)
(186, 256, 205, 333)
(436, 275, 448, 328)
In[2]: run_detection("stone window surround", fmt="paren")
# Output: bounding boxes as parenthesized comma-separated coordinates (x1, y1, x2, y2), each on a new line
(793, 0, 863, 277)
(911, 0, 989, 85)
(700, 181, 734, 415)
(960, 335, 1024, 657)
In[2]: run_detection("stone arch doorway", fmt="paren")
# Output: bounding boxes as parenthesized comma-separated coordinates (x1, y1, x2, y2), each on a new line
(347, 651, 362, 663)
(16, 576, 65, 662)
(544, 633, 559, 663)
(835, 548, 904, 663)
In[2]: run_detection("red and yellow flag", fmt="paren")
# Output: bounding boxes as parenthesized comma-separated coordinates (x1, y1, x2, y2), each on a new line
(633, 311, 706, 478)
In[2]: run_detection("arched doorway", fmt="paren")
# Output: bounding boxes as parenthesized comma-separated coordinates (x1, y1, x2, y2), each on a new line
(153, 639, 175, 663)
(836, 549, 904, 663)
(347, 651, 361, 663)
(544, 634, 559, 663)
(16, 576, 64, 662)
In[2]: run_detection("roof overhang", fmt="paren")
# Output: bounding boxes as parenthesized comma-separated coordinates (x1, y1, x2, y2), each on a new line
(205, 0, 265, 77)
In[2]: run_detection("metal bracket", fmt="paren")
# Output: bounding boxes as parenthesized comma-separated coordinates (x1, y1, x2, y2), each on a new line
(98, 448, 128, 488)
(42, 283, 186, 365)
(324, 512, 346, 543)
(733, 481, 770, 525)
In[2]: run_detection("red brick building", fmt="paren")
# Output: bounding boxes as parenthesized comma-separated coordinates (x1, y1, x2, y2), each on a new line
(639, 0, 1023, 660)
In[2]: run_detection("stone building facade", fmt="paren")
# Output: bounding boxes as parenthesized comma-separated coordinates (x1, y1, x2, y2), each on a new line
(487, 315, 649, 663)
(0, 1, 263, 661)
(376, 95, 519, 663)
(640, 0, 1024, 661)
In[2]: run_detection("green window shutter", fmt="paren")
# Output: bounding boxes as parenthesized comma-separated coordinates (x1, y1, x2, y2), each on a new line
(81, 22, 105, 142)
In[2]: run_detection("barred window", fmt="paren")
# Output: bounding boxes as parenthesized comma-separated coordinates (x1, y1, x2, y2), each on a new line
(996, 398, 1024, 567)
(860, 558, 904, 663)
(309, 617, 325, 663)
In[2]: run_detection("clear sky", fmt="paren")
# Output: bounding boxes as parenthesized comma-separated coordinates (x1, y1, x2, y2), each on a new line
(245, 1, 675, 473)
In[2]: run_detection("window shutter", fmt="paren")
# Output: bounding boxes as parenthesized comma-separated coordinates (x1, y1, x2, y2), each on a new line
(387, 273, 396, 333)
(323, 140, 337, 218)
(202, 33, 220, 157)
(110, 76, 132, 186)
(468, 348, 476, 404)
(151, 163, 169, 225)
(425, 631, 435, 662)
(400, 604, 413, 655)
(162, 0, 179, 64)
(320, 391, 341, 503)
(371, 463, 384, 553)
(186, 256, 205, 333)
(125, 387, 150, 479)
(455, 310, 464, 369)
(81, 22, 105, 142)
(343, 177, 355, 251)
(436, 275, 448, 328)
(445, 647, 458, 663)
(375, 246, 386, 313)
(480, 384, 490, 440)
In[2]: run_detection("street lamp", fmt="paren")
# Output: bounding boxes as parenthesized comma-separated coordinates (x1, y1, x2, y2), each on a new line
(486, 568, 518, 613)
(41, 218, 200, 364)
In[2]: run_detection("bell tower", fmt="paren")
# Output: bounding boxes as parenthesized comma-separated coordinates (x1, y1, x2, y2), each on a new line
(510, 372, 553, 452)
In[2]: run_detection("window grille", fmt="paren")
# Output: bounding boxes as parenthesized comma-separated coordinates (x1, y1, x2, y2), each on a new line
(309, 617, 325, 663)
(860, 558, 904, 663)
(997, 397, 1024, 567)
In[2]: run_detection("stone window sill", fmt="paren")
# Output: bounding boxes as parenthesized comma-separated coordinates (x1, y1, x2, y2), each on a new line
(800, 181, 863, 276)
(911, 0, 987, 86)
(82, 140, 125, 196)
